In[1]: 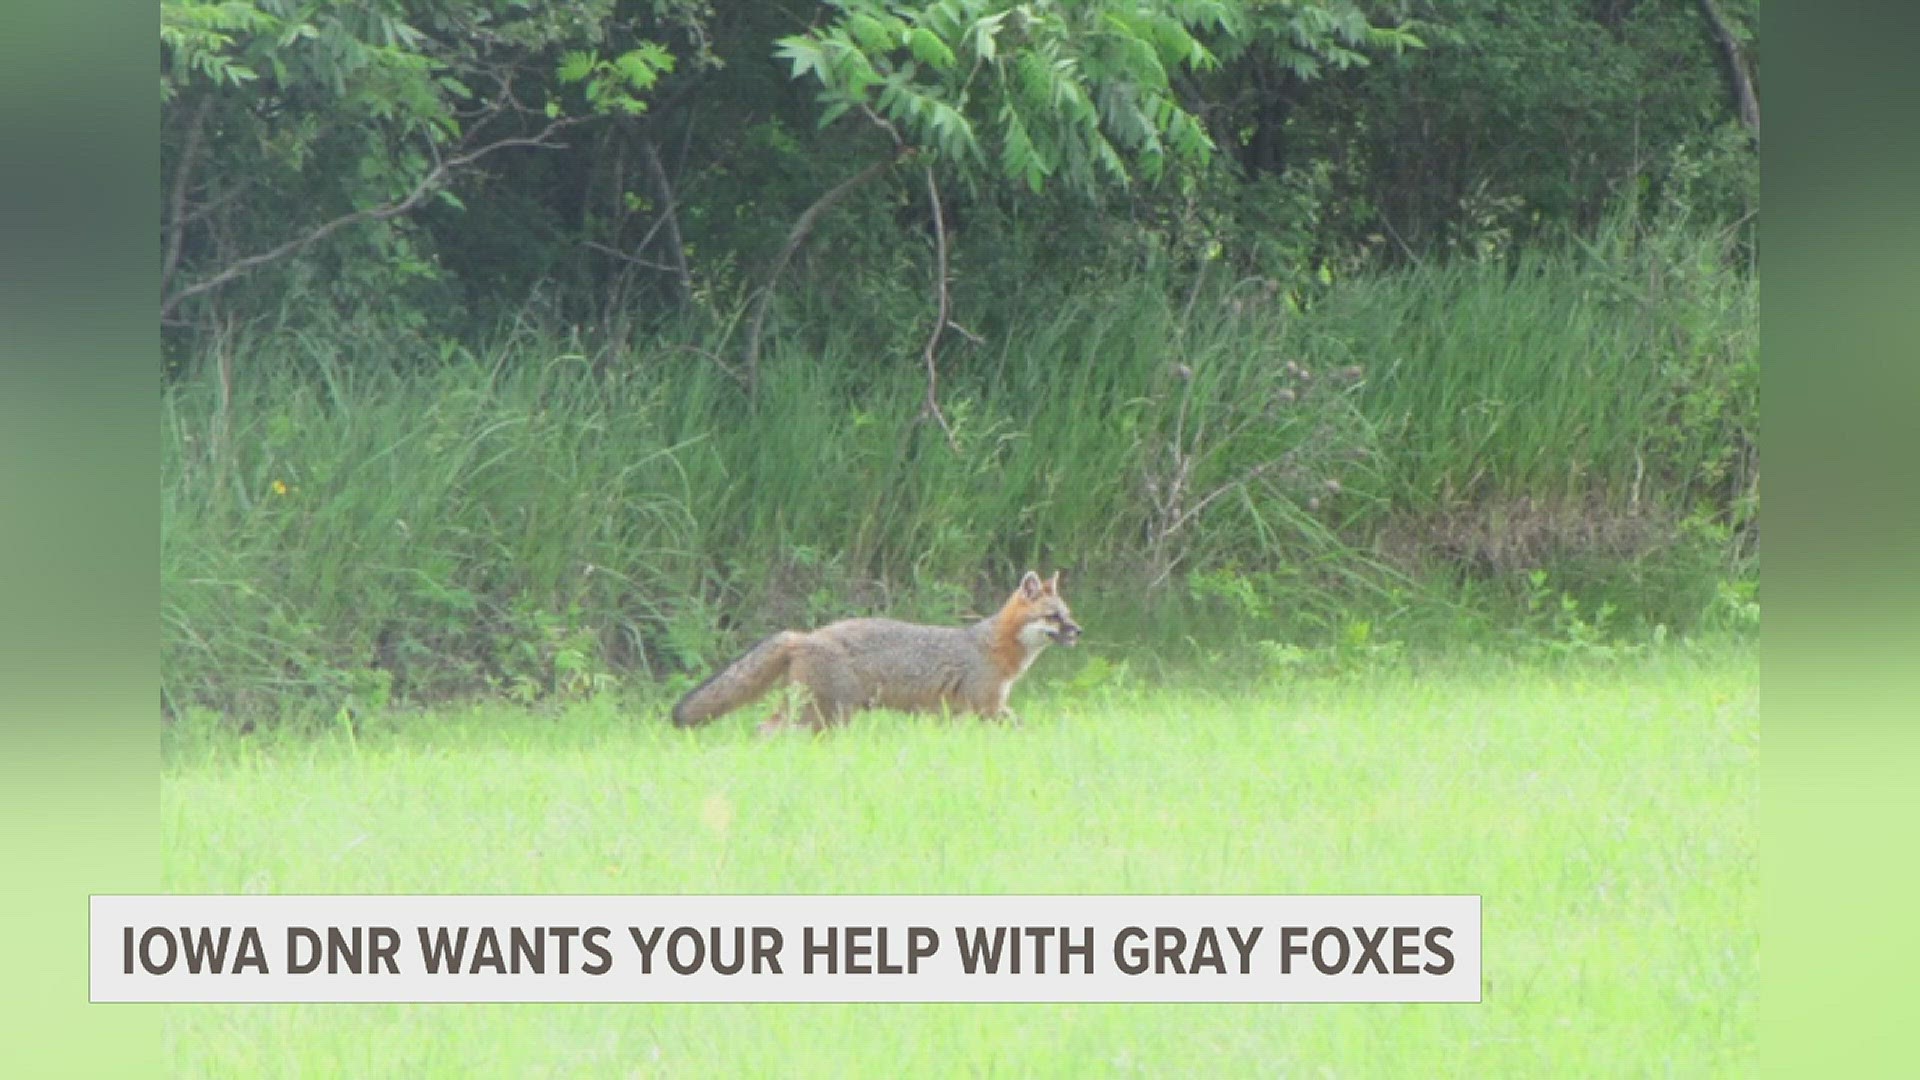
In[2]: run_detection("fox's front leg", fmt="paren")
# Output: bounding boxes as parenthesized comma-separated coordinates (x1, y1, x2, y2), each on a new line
(973, 687, 1023, 727)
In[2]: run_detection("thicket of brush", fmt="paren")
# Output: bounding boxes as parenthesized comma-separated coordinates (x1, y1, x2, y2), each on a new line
(162, 212, 1757, 720)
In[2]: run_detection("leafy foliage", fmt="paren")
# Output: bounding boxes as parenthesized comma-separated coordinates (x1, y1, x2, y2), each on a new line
(773, 1, 1423, 194)
(160, 0, 1760, 341)
(160, 0, 672, 334)
(157, 1, 1761, 719)
(556, 43, 677, 116)
(160, 1, 272, 99)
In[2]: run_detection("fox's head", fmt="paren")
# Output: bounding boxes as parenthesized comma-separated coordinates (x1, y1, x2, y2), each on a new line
(1010, 570, 1082, 649)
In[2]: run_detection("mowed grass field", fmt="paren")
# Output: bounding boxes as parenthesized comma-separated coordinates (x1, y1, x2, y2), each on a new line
(161, 642, 1758, 1077)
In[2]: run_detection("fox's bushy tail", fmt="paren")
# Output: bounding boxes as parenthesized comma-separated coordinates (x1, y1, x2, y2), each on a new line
(670, 632, 799, 727)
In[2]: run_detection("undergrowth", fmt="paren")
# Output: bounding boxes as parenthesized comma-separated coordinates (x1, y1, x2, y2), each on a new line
(162, 218, 1757, 722)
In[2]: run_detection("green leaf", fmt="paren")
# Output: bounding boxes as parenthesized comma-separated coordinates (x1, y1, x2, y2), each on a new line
(774, 37, 825, 84)
(557, 51, 595, 85)
(614, 49, 666, 89)
(818, 98, 853, 129)
(968, 13, 1004, 63)
(847, 13, 894, 54)
(908, 28, 957, 71)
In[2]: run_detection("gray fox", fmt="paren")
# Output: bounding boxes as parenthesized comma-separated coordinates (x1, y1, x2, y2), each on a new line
(670, 571, 1081, 733)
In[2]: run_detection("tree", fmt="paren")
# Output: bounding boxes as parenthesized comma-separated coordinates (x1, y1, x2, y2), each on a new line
(160, 0, 674, 330)
(1696, 0, 1759, 140)
(737, 2, 1423, 403)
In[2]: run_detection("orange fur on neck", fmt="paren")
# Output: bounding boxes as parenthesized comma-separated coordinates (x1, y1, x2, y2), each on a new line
(987, 593, 1034, 682)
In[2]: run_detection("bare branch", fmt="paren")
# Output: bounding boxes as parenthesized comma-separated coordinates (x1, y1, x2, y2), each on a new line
(667, 342, 747, 386)
(1162, 457, 1286, 541)
(161, 117, 583, 321)
(641, 136, 693, 304)
(174, 178, 254, 230)
(1379, 216, 1426, 267)
(918, 165, 961, 454)
(859, 103, 906, 151)
(944, 319, 985, 347)
(582, 241, 681, 275)
(162, 95, 213, 303)
(740, 146, 910, 403)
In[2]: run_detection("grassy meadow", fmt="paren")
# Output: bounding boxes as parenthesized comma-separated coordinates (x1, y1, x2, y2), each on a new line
(159, 211, 1758, 1074)
(162, 641, 1758, 1077)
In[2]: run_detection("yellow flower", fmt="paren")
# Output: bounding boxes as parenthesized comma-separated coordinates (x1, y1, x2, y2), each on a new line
(699, 792, 735, 835)
(271, 479, 289, 497)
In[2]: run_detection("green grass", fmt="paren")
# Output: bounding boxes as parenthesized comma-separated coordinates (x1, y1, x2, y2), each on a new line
(162, 641, 1758, 1076)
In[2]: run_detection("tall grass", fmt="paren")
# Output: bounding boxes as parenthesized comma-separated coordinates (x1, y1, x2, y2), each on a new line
(1326, 217, 1759, 513)
(163, 346, 706, 715)
(162, 221, 1756, 719)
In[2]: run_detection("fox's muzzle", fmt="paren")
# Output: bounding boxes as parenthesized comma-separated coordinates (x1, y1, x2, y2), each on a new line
(1054, 619, 1082, 646)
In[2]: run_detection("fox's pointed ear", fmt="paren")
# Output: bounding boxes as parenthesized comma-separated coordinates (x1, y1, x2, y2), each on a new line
(1046, 571, 1061, 595)
(1019, 571, 1044, 600)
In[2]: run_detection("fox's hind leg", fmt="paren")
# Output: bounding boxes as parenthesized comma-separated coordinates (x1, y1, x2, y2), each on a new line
(756, 700, 795, 738)
(788, 646, 862, 731)
(755, 682, 820, 737)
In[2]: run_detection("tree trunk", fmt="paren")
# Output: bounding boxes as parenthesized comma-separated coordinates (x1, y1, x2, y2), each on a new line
(641, 137, 692, 305)
(162, 95, 213, 306)
(1697, 0, 1760, 140)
